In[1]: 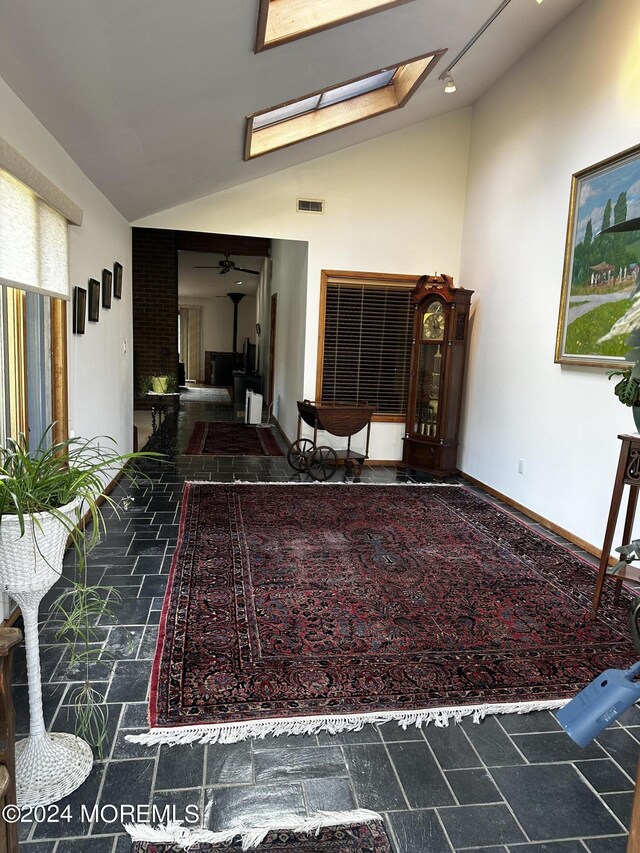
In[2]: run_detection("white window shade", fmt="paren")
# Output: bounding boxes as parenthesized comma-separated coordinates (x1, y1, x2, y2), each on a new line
(0, 168, 70, 300)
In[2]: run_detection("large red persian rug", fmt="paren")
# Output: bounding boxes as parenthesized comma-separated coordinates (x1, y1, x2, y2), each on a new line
(183, 421, 283, 456)
(132, 483, 637, 746)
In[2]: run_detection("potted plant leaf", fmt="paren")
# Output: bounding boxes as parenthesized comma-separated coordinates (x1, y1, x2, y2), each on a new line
(608, 327, 640, 431)
(0, 426, 157, 806)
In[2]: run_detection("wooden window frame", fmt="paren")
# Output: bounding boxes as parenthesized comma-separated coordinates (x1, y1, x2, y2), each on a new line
(255, 0, 416, 52)
(245, 49, 445, 160)
(316, 270, 419, 424)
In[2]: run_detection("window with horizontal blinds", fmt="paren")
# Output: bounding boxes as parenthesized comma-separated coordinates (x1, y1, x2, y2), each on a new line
(320, 281, 414, 416)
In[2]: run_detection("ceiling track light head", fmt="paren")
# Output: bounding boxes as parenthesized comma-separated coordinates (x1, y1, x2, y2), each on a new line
(443, 75, 457, 94)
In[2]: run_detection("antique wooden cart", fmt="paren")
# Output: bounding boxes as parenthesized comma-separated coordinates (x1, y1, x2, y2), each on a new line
(287, 400, 375, 480)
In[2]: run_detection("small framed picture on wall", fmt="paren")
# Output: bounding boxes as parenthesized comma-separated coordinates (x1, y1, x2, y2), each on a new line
(113, 262, 123, 299)
(73, 287, 86, 334)
(88, 278, 100, 322)
(102, 268, 112, 309)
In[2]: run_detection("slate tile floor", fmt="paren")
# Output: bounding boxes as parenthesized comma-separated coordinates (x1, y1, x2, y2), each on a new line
(12, 393, 638, 851)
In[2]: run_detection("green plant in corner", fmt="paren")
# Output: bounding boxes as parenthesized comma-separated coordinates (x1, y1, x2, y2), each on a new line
(608, 328, 640, 408)
(139, 374, 178, 396)
(0, 425, 158, 781)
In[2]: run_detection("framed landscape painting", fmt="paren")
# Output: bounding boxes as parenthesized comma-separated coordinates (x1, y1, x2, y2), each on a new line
(555, 143, 640, 368)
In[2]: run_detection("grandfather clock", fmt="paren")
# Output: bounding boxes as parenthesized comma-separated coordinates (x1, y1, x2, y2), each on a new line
(402, 273, 473, 476)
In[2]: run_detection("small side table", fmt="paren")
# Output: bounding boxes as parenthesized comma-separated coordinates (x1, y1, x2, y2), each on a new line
(591, 433, 640, 620)
(147, 392, 180, 460)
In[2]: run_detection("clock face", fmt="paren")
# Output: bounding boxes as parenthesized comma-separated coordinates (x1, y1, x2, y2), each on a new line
(422, 300, 445, 341)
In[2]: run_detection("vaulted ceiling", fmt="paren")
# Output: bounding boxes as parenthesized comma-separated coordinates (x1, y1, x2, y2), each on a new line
(0, 0, 585, 221)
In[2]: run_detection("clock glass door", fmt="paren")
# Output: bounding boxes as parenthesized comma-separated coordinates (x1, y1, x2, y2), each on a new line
(413, 343, 443, 436)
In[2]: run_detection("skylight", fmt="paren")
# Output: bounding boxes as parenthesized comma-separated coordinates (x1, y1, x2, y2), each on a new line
(255, 0, 416, 52)
(245, 50, 445, 160)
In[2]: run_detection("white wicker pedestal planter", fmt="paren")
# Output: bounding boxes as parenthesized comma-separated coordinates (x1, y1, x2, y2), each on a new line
(0, 499, 93, 806)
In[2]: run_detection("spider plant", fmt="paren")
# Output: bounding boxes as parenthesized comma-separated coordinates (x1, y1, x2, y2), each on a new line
(0, 425, 159, 756)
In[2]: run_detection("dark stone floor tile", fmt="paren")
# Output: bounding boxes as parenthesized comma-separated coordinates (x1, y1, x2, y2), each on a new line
(615, 703, 640, 726)
(601, 792, 633, 828)
(575, 759, 634, 792)
(133, 555, 166, 574)
(99, 597, 155, 626)
(490, 764, 623, 840)
(155, 742, 207, 790)
(507, 843, 587, 853)
(445, 767, 502, 805)
(140, 574, 169, 597)
(422, 722, 481, 769)
(303, 777, 356, 812)
(203, 783, 306, 832)
(342, 744, 407, 810)
(206, 741, 253, 785)
(92, 759, 155, 834)
(437, 803, 526, 848)
(103, 625, 144, 660)
(120, 702, 149, 728)
(57, 837, 114, 852)
(152, 787, 203, 825)
(137, 625, 159, 659)
(111, 728, 159, 759)
(19, 843, 59, 852)
(253, 746, 346, 783)
(461, 716, 526, 766)
(584, 837, 629, 853)
(386, 741, 454, 808)
(377, 721, 425, 742)
(386, 809, 452, 853)
(106, 659, 151, 702)
(498, 711, 562, 734)
(513, 732, 606, 763)
(595, 728, 640, 777)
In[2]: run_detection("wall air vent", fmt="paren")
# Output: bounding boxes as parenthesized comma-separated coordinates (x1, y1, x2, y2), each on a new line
(297, 198, 325, 214)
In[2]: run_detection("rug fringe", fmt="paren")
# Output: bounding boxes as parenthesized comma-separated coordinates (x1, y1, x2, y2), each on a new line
(125, 809, 383, 851)
(127, 700, 567, 747)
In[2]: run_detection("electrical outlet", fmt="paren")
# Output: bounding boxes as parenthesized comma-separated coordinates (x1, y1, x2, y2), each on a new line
(518, 459, 525, 475)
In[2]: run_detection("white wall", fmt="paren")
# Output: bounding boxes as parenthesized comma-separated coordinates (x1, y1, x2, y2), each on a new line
(1, 75, 134, 454)
(269, 239, 308, 442)
(460, 0, 640, 549)
(135, 109, 473, 459)
(179, 295, 257, 360)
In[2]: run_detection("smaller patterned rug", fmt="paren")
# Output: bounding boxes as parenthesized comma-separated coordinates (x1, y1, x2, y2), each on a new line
(181, 386, 232, 403)
(128, 811, 390, 852)
(184, 421, 283, 456)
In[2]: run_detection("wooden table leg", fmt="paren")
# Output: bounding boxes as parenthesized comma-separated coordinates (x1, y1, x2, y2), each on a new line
(592, 443, 631, 620)
(616, 486, 640, 605)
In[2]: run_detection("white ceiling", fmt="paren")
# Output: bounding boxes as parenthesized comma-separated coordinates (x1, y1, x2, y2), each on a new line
(178, 252, 261, 299)
(0, 0, 585, 221)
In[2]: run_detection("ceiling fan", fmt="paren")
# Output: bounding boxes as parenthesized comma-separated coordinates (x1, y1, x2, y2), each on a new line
(194, 253, 260, 275)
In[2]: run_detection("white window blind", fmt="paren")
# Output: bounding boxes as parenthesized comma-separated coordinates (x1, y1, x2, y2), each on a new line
(0, 168, 70, 300)
(320, 281, 414, 416)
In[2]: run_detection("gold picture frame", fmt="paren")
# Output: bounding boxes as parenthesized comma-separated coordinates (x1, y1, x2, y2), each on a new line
(555, 143, 640, 368)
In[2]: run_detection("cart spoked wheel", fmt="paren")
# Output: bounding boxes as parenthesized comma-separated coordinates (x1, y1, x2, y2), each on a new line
(287, 438, 315, 472)
(308, 445, 338, 481)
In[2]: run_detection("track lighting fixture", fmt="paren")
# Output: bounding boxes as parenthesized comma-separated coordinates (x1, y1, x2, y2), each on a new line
(443, 75, 457, 94)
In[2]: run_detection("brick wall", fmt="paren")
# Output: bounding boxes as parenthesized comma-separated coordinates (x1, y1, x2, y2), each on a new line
(132, 228, 179, 407)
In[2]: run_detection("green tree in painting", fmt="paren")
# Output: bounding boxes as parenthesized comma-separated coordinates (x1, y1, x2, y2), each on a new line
(602, 199, 612, 231)
(614, 191, 628, 225)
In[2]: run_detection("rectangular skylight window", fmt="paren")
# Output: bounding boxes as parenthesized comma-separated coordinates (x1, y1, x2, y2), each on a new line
(245, 50, 445, 160)
(255, 0, 416, 52)
(318, 69, 396, 108)
(253, 95, 322, 130)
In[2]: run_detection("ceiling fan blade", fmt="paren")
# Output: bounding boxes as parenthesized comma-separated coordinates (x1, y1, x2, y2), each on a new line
(235, 266, 260, 275)
(219, 267, 229, 274)
(193, 265, 220, 269)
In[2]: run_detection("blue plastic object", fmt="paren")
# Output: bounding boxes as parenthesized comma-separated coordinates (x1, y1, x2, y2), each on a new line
(556, 661, 640, 746)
